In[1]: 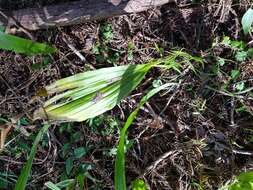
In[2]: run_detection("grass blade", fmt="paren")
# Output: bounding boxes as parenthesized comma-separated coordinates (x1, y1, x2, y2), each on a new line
(114, 83, 177, 190)
(14, 124, 50, 190)
(0, 31, 56, 55)
(45, 182, 61, 190)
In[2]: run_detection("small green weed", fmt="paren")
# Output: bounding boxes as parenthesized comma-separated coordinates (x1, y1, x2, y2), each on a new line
(100, 22, 114, 42)
(91, 22, 122, 65)
(31, 56, 53, 70)
(92, 42, 120, 64)
(0, 172, 17, 189)
(87, 114, 120, 136)
(131, 179, 148, 190)
(46, 163, 97, 190)
(127, 41, 135, 61)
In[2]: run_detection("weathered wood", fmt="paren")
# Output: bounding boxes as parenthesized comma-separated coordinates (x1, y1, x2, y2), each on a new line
(0, 0, 174, 31)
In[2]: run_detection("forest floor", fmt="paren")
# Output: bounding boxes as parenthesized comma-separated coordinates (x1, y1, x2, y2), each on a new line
(0, 0, 253, 189)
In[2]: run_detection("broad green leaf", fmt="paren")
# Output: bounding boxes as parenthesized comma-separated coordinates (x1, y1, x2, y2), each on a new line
(0, 31, 56, 55)
(74, 147, 87, 159)
(34, 52, 202, 122)
(14, 124, 50, 190)
(231, 70, 240, 80)
(34, 64, 155, 122)
(235, 51, 247, 62)
(115, 82, 177, 190)
(242, 8, 253, 34)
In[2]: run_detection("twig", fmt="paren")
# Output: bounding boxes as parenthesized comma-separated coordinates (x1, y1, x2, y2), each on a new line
(142, 150, 179, 176)
(62, 36, 86, 61)
(62, 35, 95, 70)
(232, 149, 253, 156)
(206, 86, 253, 100)
(230, 97, 237, 128)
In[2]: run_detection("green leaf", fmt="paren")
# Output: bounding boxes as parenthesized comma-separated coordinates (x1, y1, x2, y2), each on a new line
(152, 79, 162, 88)
(76, 173, 85, 190)
(219, 171, 253, 190)
(231, 70, 240, 80)
(217, 57, 225, 66)
(237, 171, 253, 182)
(235, 51, 248, 62)
(61, 143, 70, 158)
(229, 172, 253, 190)
(78, 163, 95, 173)
(14, 124, 50, 190)
(222, 36, 231, 46)
(242, 8, 253, 34)
(56, 179, 75, 188)
(18, 117, 30, 126)
(247, 48, 253, 58)
(0, 31, 56, 55)
(45, 181, 61, 190)
(235, 82, 245, 91)
(45, 179, 75, 190)
(230, 40, 246, 50)
(65, 158, 74, 176)
(100, 23, 113, 41)
(74, 147, 87, 159)
(34, 63, 155, 122)
(131, 179, 148, 190)
(0, 177, 7, 189)
(34, 52, 201, 122)
(114, 82, 177, 190)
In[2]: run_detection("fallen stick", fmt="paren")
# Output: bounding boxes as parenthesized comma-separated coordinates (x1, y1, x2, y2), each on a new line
(0, 0, 173, 31)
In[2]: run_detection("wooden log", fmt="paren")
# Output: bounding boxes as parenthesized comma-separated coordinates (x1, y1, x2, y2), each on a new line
(0, 0, 174, 31)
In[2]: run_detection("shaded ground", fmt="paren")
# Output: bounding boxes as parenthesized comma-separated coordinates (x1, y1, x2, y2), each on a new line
(0, 0, 253, 189)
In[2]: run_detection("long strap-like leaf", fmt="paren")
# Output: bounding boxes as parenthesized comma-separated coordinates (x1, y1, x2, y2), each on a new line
(114, 83, 177, 190)
(0, 32, 56, 55)
(14, 124, 50, 190)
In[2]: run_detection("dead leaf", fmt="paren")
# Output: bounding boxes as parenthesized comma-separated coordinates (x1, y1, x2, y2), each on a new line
(0, 125, 12, 150)
(149, 117, 164, 129)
